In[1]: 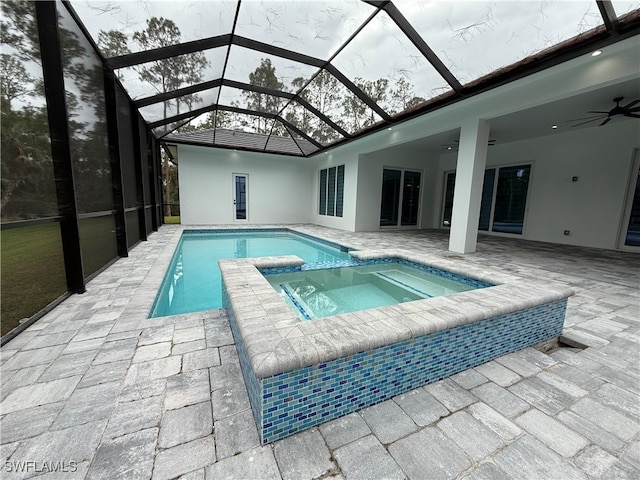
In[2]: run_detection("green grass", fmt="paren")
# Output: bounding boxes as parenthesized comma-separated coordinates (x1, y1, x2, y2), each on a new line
(164, 216, 181, 224)
(1, 224, 67, 336)
(79, 216, 119, 277)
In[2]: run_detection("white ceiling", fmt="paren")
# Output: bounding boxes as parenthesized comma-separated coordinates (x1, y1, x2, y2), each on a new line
(489, 76, 640, 145)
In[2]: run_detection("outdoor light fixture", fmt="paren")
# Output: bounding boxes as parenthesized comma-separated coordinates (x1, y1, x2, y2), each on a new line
(591, 50, 602, 56)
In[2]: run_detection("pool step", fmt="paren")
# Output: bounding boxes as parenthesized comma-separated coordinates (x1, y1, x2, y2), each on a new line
(279, 283, 315, 320)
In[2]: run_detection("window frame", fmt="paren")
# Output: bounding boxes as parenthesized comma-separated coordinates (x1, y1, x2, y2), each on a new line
(318, 165, 344, 218)
(379, 167, 423, 229)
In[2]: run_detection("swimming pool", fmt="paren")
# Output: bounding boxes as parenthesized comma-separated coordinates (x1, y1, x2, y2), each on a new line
(149, 229, 352, 318)
(265, 262, 487, 320)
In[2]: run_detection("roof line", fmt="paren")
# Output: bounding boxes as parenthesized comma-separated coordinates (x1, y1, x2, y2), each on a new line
(160, 136, 308, 158)
(217, 105, 323, 149)
(149, 103, 323, 149)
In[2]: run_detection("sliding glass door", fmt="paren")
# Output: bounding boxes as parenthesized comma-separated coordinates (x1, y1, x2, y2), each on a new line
(380, 168, 422, 227)
(620, 150, 640, 248)
(442, 164, 531, 234)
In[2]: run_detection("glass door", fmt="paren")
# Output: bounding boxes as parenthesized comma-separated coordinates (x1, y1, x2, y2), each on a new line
(620, 150, 640, 248)
(379, 168, 421, 227)
(233, 174, 248, 221)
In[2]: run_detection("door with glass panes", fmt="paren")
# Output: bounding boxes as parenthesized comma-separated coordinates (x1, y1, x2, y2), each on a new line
(380, 169, 422, 227)
(619, 149, 640, 249)
(233, 173, 248, 222)
(441, 164, 531, 234)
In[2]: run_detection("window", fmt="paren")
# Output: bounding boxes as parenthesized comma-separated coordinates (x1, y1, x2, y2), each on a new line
(442, 164, 531, 235)
(319, 165, 344, 217)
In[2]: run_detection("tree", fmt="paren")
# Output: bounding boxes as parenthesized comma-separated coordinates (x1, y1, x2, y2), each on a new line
(243, 58, 285, 134)
(0, 2, 56, 219)
(341, 77, 368, 133)
(97, 30, 130, 58)
(389, 77, 426, 115)
(359, 78, 389, 125)
(0, 54, 34, 108)
(130, 17, 210, 216)
(287, 70, 343, 144)
(97, 30, 130, 82)
(0, 0, 41, 62)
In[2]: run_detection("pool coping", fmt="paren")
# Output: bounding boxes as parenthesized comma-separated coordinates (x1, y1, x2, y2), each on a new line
(219, 248, 576, 379)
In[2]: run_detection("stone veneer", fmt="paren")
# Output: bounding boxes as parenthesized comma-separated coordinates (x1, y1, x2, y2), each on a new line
(220, 248, 574, 444)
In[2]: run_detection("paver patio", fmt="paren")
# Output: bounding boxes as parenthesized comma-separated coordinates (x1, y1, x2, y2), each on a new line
(1, 225, 638, 479)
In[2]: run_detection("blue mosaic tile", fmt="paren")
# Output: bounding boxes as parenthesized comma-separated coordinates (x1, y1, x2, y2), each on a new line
(261, 257, 493, 290)
(184, 228, 289, 235)
(252, 299, 566, 444)
(280, 284, 313, 320)
(259, 265, 303, 275)
(183, 228, 351, 254)
(290, 230, 352, 252)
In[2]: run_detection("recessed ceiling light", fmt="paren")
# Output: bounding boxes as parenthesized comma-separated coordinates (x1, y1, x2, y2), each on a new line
(591, 50, 602, 57)
(387, 127, 392, 131)
(447, 146, 452, 150)
(552, 125, 558, 129)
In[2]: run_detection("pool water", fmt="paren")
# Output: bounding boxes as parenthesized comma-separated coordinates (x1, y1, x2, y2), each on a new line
(265, 263, 478, 319)
(150, 230, 351, 318)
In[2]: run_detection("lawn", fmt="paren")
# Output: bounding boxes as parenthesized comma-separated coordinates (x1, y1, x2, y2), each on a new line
(164, 216, 181, 224)
(1, 223, 67, 336)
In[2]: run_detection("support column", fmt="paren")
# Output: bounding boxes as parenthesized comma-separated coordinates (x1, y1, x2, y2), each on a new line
(103, 70, 129, 257)
(448, 118, 490, 253)
(35, 1, 86, 293)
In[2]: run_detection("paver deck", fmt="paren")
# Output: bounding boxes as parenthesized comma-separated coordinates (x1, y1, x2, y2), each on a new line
(1, 225, 638, 479)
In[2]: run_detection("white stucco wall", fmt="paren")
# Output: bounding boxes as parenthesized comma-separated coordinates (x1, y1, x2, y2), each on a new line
(177, 144, 312, 225)
(352, 146, 439, 232)
(435, 120, 639, 249)
(308, 151, 359, 231)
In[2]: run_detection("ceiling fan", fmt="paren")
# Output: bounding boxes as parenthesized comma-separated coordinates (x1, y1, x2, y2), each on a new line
(568, 97, 640, 127)
(441, 139, 496, 150)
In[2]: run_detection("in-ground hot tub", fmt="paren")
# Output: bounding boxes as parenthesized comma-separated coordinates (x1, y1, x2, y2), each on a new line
(220, 248, 574, 444)
(265, 260, 492, 320)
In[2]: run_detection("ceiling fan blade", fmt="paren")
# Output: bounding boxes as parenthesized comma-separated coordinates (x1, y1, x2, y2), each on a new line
(566, 114, 607, 122)
(570, 117, 605, 127)
(599, 117, 612, 126)
(628, 106, 640, 112)
(586, 110, 609, 114)
(624, 113, 640, 118)
(622, 99, 640, 109)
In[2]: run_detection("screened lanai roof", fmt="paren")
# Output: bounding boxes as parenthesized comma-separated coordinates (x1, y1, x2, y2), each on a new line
(68, 0, 640, 156)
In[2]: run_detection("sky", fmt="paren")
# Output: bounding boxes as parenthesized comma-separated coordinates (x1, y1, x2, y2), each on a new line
(13, 0, 640, 133)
